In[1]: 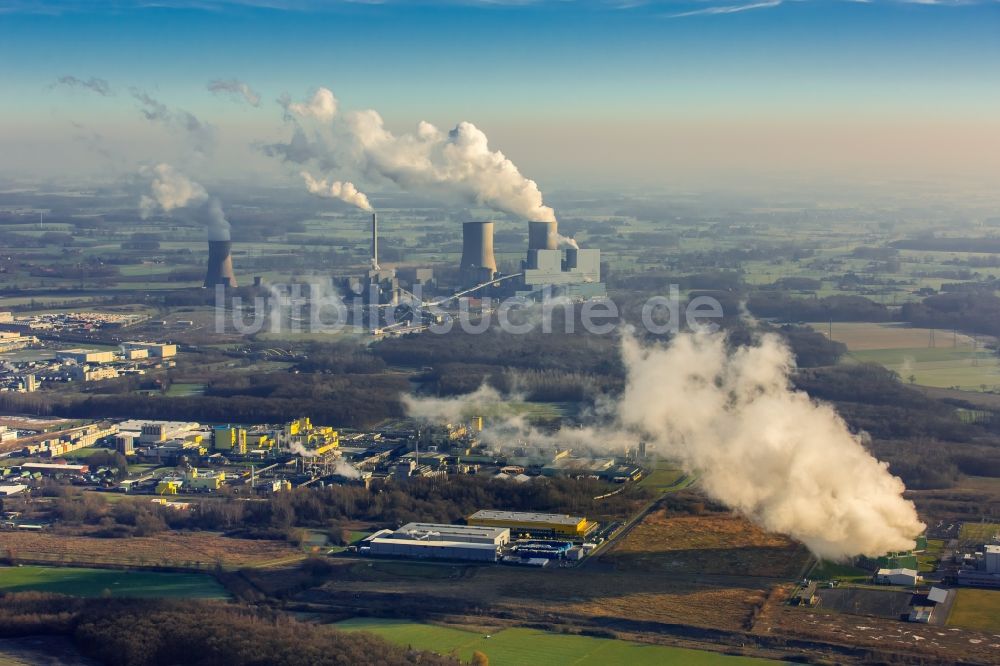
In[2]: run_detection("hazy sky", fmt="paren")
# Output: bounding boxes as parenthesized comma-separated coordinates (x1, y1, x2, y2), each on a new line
(2, 0, 999, 195)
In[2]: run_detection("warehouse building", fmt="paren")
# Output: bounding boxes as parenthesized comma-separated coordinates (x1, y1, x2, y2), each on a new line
(467, 510, 595, 539)
(361, 522, 509, 562)
(57, 348, 115, 364)
(875, 568, 920, 586)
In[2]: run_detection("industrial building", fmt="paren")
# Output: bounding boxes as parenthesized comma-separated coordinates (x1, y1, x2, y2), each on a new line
(875, 568, 920, 586)
(361, 522, 509, 562)
(57, 348, 115, 364)
(467, 510, 595, 539)
(121, 342, 177, 358)
(518, 220, 606, 299)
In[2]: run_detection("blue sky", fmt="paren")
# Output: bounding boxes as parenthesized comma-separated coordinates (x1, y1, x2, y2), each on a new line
(2, 0, 999, 191)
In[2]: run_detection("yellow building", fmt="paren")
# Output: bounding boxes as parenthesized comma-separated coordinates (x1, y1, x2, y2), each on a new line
(286, 417, 338, 455)
(184, 468, 225, 491)
(214, 425, 247, 454)
(247, 432, 274, 450)
(467, 510, 595, 539)
(156, 479, 181, 495)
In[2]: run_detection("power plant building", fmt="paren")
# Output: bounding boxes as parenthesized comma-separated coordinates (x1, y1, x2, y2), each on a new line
(467, 510, 595, 539)
(361, 522, 509, 562)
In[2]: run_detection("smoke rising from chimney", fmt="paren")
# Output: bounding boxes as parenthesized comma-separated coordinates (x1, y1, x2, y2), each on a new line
(300, 170, 372, 211)
(139, 163, 231, 241)
(266, 87, 559, 224)
(403, 329, 924, 560)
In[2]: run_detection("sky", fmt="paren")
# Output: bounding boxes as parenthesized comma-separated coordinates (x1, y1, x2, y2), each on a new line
(1, 0, 1000, 196)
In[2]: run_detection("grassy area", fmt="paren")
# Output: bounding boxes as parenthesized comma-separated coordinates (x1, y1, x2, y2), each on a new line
(335, 618, 779, 665)
(164, 382, 205, 397)
(850, 347, 1000, 390)
(947, 588, 1000, 633)
(637, 460, 691, 493)
(0, 566, 228, 599)
(810, 560, 871, 583)
(959, 522, 1000, 543)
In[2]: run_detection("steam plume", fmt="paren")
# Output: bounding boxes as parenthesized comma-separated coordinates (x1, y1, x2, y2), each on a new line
(301, 170, 372, 211)
(130, 88, 215, 153)
(207, 79, 261, 107)
(267, 87, 556, 222)
(404, 330, 924, 560)
(138, 163, 231, 241)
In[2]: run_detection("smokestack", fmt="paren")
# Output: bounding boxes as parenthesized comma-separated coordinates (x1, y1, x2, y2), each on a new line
(371, 212, 379, 269)
(528, 220, 558, 251)
(204, 240, 237, 288)
(460, 221, 497, 276)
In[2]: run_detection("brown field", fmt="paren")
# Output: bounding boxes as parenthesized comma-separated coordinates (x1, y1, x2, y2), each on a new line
(1, 530, 302, 570)
(601, 511, 811, 579)
(809, 322, 977, 351)
(278, 560, 770, 633)
(755, 604, 1000, 664)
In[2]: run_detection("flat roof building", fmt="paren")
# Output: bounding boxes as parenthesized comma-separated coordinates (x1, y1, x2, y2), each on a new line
(467, 510, 595, 539)
(361, 522, 510, 562)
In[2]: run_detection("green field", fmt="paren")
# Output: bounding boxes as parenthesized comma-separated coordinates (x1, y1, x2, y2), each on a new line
(810, 560, 871, 583)
(959, 522, 1000, 543)
(947, 588, 1000, 633)
(850, 348, 1000, 391)
(0, 566, 229, 599)
(637, 461, 692, 493)
(335, 618, 780, 665)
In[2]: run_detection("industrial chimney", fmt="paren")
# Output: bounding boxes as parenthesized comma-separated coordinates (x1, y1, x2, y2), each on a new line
(528, 220, 558, 251)
(460, 221, 497, 282)
(371, 212, 379, 270)
(204, 240, 237, 288)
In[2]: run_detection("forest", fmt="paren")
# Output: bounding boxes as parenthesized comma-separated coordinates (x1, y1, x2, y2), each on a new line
(0, 593, 455, 666)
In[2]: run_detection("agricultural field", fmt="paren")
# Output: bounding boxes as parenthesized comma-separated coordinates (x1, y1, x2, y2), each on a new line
(334, 618, 777, 665)
(603, 511, 810, 579)
(947, 588, 1000, 633)
(1, 531, 302, 570)
(807, 322, 1000, 390)
(0, 565, 228, 599)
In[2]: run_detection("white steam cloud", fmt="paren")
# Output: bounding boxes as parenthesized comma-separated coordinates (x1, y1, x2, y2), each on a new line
(138, 163, 231, 241)
(300, 170, 372, 211)
(404, 330, 924, 560)
(266, 87, 557, 223)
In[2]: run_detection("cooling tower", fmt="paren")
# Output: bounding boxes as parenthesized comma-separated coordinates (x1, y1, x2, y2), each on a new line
(460, 221, 497, 274)
(204, 240, 237, 288)
(528, 220, 558, 251)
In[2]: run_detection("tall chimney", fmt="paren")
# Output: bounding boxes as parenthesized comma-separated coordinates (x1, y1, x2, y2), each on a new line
(460, 222, 497, 277)
(371, 212, 379, 269)
(528, 220, 558, 251)
(204, 240, 237, 288)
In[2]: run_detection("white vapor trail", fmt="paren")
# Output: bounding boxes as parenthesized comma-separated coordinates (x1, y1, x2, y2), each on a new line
(300, 170, 373, 211)
(404, 330, 925, 560)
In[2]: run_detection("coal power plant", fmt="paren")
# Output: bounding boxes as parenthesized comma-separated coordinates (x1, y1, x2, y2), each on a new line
(460, 221, 498, 285)
(204, 240, 237, 288)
